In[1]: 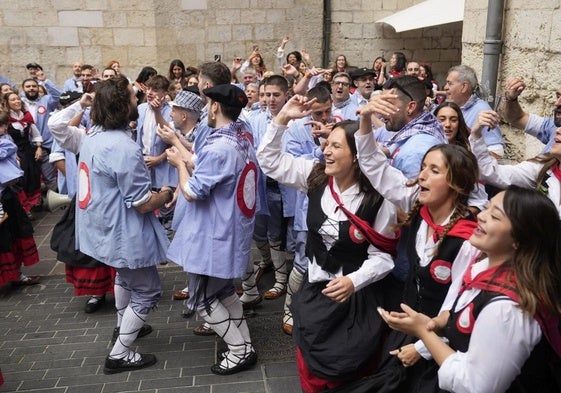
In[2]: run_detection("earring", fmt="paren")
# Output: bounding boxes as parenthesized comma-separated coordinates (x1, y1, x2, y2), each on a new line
(211, 114, 216, 120)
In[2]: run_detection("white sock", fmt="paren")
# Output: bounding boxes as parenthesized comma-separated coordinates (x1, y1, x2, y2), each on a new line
(222, 293, 252, 347)
(200, 299, 248, 368)
(114, 282, 131, 327)
(109, 306, 147, 361)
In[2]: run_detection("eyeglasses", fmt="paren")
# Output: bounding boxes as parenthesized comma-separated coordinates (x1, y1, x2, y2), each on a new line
(383, 79, 414, 101)
(332, 81, 350, 87)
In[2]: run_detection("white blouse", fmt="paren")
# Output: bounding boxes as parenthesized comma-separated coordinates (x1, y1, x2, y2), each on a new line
(257, 121, 399, 291)
(438, 258, 542, 393)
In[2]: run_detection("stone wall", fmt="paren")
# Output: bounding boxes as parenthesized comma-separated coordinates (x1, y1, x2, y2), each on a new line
(462, 0, 561, 159)
(0, 0, 461, 90)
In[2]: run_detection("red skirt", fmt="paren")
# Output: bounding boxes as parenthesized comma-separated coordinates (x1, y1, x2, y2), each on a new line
(0, 236, 39, 287)
(65, 264, 116, 296)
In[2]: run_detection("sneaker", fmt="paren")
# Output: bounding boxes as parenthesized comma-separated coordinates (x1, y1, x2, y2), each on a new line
(103, 353, 157, 374)
(84, 295, 106, 313)
(111, 324, 153, 345)
(210, 351, 257, 375)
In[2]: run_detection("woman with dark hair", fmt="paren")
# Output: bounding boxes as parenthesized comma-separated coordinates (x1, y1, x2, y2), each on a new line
(241, 46, 267, 80)
(257, 95, 400, 392)
(332, 54, 351, 73)
(420, 63, 443, 104)
(134, 66, 157, 104)
(372, 56, 387, 88)
(2, 92, 43, 216)
(389, 52, 407, 78)
(434, 102, 470, 150)
(167, 59, 187, 86)
(377, 185, 561, 393)
(0, 110, 40, 286)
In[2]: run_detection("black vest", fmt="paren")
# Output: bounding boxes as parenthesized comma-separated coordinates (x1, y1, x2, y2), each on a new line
(305, 182, 383, 275)
(403, 212, 470, 317)
(446, 291, 559, 393)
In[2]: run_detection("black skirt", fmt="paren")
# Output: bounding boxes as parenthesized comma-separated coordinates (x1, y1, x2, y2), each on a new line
(292, 274, 388, 381)
(50, 196, 102, 268)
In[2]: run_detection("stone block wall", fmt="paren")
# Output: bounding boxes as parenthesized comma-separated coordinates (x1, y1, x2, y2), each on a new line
(462, 0, 561, 159)
(0, 0, 461, 91)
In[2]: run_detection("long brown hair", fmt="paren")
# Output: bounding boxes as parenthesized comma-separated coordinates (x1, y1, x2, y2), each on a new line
(434, 101, 470, 150)
(401, 144, 479, 254)
(502, 185, 561, 315)
(307, 120, 382, 209)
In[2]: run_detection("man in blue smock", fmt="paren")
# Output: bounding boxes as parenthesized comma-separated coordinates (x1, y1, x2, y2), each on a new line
(76, 76, 172, 374)
(166, 84, 258, 375)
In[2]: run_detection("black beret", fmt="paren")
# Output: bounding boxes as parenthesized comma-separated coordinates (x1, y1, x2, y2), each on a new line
(350, 67, 376, 80)
(26, 62, 43, 70)
(203, 84, 248, 108)
(59, 91, 82, 106)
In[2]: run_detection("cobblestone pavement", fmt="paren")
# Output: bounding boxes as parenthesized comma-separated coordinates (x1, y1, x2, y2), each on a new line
(0, 209, 301, 393)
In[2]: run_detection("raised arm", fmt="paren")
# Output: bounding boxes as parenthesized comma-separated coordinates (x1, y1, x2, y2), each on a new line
(356, 96, 418, 211)
(503, 77, 530, 130)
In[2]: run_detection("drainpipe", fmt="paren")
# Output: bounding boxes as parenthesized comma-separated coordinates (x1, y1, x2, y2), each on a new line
(480, 0, 505, 107)
(322, 0, 331, 69)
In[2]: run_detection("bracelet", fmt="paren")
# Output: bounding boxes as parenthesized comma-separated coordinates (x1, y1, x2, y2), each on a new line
(504, 96, 518, 103)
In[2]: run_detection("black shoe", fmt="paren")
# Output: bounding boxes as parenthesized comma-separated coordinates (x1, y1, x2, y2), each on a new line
(210, 351, 257, 375)
(84, 295, 106, 313)
(103, 353, 157, 374)
(111, 324, 153, 345)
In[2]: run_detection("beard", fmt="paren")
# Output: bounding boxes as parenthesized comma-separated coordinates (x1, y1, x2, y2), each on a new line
(24, 90, 38, 101)
(554, 106, 561, 127)
(207, 114, 216, 128)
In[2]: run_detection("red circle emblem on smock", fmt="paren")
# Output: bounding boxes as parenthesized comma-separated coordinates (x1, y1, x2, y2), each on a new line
(430, 260, 452, 284)
(237, 162, 257, 218)
(78, 162, 91, 209)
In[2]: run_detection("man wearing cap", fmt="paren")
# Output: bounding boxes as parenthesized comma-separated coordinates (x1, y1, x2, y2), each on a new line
(155, 89, 202, 302)
(26, 63, 43, 81)
(166, 84, 258, 375)
(350, 67, 376, 107)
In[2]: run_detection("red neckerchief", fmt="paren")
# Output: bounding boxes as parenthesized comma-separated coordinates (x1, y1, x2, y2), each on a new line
(550, 163, 561, 182)
(458, 258, 518, 301)
(328, 176, 399, 256)
(8, 111, 35, 128)
(419, 205, 477, 242)
(460, 257, 561, 357)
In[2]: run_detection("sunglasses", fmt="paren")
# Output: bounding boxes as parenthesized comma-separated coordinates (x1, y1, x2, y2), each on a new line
(383, 79, 414, 101)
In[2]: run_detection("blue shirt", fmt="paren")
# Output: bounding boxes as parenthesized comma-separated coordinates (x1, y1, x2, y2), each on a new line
(136, 102, 177, 188)
(167, 122, 257, 279)
(0, 135, 24, 187)
(461, 94, 504, 147)
(76, 128, 169, 268)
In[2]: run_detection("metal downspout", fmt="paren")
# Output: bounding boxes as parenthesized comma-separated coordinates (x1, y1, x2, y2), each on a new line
(481, 0, 506, 106)
(322, 0, 331, 69)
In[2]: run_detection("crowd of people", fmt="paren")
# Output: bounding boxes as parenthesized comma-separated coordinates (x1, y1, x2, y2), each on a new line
(1, 36, 561, 392)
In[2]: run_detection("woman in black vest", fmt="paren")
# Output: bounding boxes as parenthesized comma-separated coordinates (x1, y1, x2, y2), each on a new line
(257, 94, 400, 392)
(379, 186, 561, 393)
(326, 103, 481, 393)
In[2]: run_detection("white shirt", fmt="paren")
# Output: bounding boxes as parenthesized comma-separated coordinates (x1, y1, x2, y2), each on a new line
(257, 121, 399, 291)
(437, 258, 541, 393)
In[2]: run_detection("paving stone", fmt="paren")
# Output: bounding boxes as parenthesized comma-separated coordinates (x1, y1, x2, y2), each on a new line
(0, 210, 303, 392)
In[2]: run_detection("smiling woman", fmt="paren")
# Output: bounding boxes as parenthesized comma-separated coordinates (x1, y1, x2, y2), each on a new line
(256, 95, 400, 392)
(341, 113, 481, 392)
